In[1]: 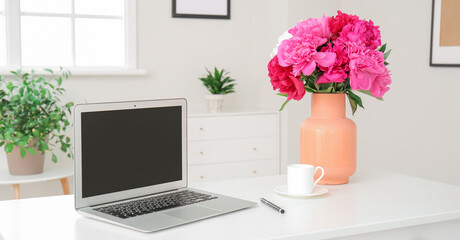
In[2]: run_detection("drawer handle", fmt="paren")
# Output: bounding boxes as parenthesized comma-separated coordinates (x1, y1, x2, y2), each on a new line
(200, 176, 204, 179)
(252, 170, 257, 174)
(199, 127, 204, 131)
(252, 147, 257, 151)
(200, 151, 204, 155)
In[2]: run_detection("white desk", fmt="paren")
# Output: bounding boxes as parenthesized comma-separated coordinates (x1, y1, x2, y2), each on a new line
(1, 168, 460, 240)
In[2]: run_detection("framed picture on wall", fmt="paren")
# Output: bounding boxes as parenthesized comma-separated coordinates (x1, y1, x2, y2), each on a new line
(430, 0, 460, 66)
(172, 0, 230, 19)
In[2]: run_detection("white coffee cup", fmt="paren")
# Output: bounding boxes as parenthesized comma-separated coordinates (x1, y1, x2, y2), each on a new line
(287, 164, 325, 195)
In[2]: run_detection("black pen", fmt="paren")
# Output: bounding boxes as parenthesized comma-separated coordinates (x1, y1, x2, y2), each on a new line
(260, 198, 285, 214)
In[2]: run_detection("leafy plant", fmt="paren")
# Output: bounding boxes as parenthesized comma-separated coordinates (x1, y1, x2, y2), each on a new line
(199, 67, 236, 95)
(0, 68, 74, 163)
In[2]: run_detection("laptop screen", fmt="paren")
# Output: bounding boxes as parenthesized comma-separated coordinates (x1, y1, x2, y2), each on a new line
(80, 106, 183, 198)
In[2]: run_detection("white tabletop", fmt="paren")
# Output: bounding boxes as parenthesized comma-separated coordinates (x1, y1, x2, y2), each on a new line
(0, 161, 73, 185)
(1, 168, 460, 240)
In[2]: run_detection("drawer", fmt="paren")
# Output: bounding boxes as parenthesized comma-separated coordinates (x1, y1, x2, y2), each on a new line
(188, 137, 279, 165)
(188, 159, 279, 182)
(188, 114, 278, 141)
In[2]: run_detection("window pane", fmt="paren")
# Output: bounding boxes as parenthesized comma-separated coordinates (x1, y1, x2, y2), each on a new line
(20, 0, 71, 13)
(0, 16, 5, 66)
(75, 18, 124, 67)
(75, 0, 124, 16)
(21, 16, 72, 66)
(0, 0, 4, 12)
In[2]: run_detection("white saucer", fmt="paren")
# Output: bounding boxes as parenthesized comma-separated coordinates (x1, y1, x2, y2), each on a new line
(273, 185, 328, 198)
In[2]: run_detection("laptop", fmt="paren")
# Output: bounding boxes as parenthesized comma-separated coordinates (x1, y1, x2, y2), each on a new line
(73, 98, 256, 232)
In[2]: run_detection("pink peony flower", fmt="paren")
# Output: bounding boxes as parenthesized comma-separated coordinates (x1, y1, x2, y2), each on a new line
(318, 43, 349, 83)
(348, 44, 390, 97)
(268, 55, 306, 101)
(338, 20, 381, 50)
(289, 16, 332, 40)
(328, 11, 359, 37)
(370, 69, 391, 98)
(277, 34, 336, 77)
(317, 67, 347, 84)
(268, 12, 391, 111)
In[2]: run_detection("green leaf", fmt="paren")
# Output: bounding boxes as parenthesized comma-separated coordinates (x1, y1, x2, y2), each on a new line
(304, 87, 314, 93)
(0, 141, 4, 147)
(336, 82, 345, 92)
(279, 99, 290, 111)
(4, 132, 11, 140)
(347, 90, 364, 109)
(318, 82, 334, 93)
(33, 130, 40, 138)
(347, 94, 358, 115)
(27, 147, 36, 155)
(39, 141, 49, 151)
(358, 90, 383, 100)
(22, 73, 30, 80)
(57, 76, 63, 86)
(378, 43, 387, 53)
(52, 154, 58, 163)
(302, 75, 318, 93)
(384, 49, 392, 60)
(44, 68, 54, 74)
(313, 78, 319, 90)
(5, 143, 14, 153)
(20, 147, 26, 158)
(7, 82, 14, 91)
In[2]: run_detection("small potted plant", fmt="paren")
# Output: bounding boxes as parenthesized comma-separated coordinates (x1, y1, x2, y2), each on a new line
(199, 67, 236, 113)
(0, 69, 74, 175)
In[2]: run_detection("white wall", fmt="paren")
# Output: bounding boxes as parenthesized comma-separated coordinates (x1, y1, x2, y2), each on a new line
(2, 0, 460, 200)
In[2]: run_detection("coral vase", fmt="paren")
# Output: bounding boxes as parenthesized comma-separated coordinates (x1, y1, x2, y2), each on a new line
(300, 93, 356, 185)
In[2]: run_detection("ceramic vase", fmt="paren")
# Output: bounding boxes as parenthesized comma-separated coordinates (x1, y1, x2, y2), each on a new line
(205, 94, 224, 113)
(300, 93, 356, 185)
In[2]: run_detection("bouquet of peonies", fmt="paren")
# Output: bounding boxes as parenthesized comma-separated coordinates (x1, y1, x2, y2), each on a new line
(268, 11, 392, 113)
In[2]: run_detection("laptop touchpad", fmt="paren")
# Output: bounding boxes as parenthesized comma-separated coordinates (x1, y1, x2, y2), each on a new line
(165, 205, 221, 221)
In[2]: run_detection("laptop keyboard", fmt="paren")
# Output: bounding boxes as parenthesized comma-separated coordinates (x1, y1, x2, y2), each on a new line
(94, 190, 217, 219)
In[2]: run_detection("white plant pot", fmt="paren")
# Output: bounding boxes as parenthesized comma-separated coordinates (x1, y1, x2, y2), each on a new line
(205, 94, 224, 113)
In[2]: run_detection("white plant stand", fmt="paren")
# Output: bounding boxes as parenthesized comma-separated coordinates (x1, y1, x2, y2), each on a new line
(0, 163, 73, 199)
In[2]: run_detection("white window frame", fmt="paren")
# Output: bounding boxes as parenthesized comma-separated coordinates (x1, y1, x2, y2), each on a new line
(0, 0, 144, 76)
(0, 3, 5, 67)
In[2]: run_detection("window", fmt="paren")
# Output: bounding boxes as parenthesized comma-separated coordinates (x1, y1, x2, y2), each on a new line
(0, 0, 6, 66)
(0, 0, 139, 74)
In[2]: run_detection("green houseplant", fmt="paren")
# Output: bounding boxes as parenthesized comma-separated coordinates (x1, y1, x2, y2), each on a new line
(0, 69, 73, 175)
(199, 67, 236, 113)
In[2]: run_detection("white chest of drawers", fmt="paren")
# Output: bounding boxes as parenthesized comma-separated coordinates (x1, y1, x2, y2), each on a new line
(187, 110, 280, 182)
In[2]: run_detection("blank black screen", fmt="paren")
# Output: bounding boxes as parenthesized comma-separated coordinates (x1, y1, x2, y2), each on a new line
(81, 106, 182, 198)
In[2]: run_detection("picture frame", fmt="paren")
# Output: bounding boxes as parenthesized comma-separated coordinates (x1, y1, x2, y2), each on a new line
(430, 0, 460, 66)
(172, 0, 230, 19)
